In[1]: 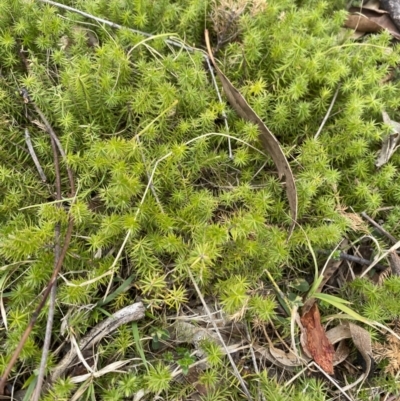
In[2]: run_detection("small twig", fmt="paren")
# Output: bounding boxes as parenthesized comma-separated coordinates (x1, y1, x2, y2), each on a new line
(48, 302, 145, 385)
(245, 325, 266, 401)
(314, 85, 340, 139)
(360, 239, 400, 278)
(0, 93, 76, 394)
(136, 137, 164, 213)
(32, 133, 63, 401)
(24, 128, 47, 182)
(361, 212, 398, 244)
(31, 105, 75, 194)
(38, 0, 199, 54)
(32, 238, 58, 401)
(0, 218, 74, 395)
(317, 250, 387, 271)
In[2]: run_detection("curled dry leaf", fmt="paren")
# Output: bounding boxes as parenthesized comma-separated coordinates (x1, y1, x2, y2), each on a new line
(204, 30, 297, 232)
(325, 323, 373, 381)
(326, 324, 352, 365)
(254, 343, 303, 370)
(349, 322, 373, 378)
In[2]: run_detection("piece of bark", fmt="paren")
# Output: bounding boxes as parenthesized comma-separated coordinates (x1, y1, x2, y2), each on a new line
(381, 0, 400, 32)
(300, 303, 335, 374)
(388, 250, 400, 276)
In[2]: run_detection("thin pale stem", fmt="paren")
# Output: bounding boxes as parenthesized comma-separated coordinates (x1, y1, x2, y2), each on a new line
(314, 85, 340, 139)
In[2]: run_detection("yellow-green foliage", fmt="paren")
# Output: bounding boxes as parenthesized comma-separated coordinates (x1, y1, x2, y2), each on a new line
(1, 0, 400, 399)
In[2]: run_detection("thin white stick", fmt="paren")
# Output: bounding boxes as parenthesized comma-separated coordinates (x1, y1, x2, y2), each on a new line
(310, 362, 354, 401)
(360, 239, 400, 278)
(314, 85, 340, 139)
(39, 0, 151, 36)
(25, 128, 47, 182)
(39, 0, 235, 160)
(38, 0, 199, 53)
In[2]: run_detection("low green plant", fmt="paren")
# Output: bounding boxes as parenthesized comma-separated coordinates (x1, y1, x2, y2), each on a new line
(0, 0, 400, 399)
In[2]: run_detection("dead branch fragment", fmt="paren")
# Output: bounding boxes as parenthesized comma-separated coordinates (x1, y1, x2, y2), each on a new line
(49, 302, 146, 385)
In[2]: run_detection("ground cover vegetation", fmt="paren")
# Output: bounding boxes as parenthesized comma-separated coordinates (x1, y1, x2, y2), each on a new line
(0, 0, 400, 399)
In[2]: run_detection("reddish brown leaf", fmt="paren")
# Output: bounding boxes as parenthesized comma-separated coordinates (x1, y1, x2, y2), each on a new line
(300, 303, 335, 374)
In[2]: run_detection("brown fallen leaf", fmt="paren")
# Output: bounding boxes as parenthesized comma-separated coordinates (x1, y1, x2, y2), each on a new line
(204, 30, 297, 233)
(256, 319, 368, 373)
(345, 13, 382, 33)
(344, 6, 400, 39)
(349, 322, 373, 378)
(254, 343, 302, 370)
(300, 303, 335, 374)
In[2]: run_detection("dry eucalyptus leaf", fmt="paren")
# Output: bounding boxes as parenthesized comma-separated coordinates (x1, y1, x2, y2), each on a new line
(204, 30, 297, 232)
(269, 343, 303, 367)
(327, 323, 373, 381)
(345, 6, 400, 39)
(349, 323, 373, 376)
(254, 344, 302, 370)
(344, 13, 382, 33)
(333, 340, 351, 365)
(376, 111, 400, 167)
